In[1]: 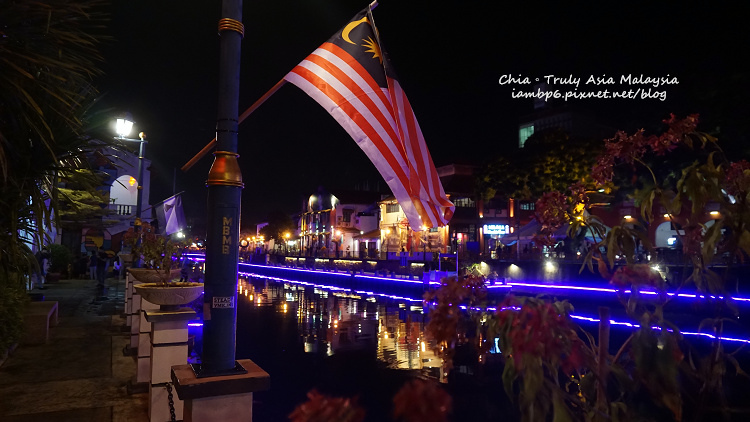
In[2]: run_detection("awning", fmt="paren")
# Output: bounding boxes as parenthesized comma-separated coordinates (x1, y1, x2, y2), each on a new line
(337, 227, 363, 234)
(499, 220, 568, 246)
(500, 219, 610, 245)
(354, 229, 381, 240)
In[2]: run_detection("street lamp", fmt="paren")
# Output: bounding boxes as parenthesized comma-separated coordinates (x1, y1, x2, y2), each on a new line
(284, 232, 290, 255)
(115, 117, 147, 268)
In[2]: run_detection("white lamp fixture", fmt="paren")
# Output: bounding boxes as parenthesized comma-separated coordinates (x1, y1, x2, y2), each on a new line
(115, 118, 133, 138)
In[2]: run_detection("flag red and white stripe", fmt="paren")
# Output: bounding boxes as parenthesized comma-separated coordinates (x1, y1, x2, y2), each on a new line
(283, 8, 453, 230)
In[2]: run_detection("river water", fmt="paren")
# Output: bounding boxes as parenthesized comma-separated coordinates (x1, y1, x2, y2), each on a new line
(233, 275, 444, 375)
(182, 268, 750, 421)
(186, 275, 451, 420)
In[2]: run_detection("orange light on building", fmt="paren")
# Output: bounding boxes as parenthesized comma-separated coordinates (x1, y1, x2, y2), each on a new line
(129, 176, 137, 186)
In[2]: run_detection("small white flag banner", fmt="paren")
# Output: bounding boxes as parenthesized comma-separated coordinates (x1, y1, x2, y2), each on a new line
(155, 194, 186, 236)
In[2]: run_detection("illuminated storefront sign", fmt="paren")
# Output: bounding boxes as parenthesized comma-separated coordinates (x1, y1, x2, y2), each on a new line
(483, 224, 510, 235)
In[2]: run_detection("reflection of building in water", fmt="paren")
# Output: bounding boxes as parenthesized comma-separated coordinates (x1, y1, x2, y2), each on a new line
(239, 275, 444, 379)
(328, 318, 378, 353)
(377, 304, 442, 380)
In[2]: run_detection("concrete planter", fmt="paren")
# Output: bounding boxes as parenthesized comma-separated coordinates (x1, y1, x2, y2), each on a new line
(127, 267, 181, 284)
(133, 282, 204, 311)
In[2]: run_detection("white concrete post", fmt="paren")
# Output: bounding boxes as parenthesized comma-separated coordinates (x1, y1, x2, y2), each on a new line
(145, 308, 196, 422)
(126, 272, 134, 327)
(130, 293, 142, 350)
(171, 359, 269, 422)
(136, 299, 160, 384)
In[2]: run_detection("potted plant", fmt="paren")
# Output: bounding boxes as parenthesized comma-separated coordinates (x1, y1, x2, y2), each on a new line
(47, 244, 73, 282)
(124, 222, 203, 310)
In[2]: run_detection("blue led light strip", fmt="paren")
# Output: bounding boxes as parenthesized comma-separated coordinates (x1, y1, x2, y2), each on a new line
(185, 262, 750, 345)
(569, 315, 750, 345)
(238, 272, 422, 303)
(490, 281, 750, 304)
(239, 263, 437, 284)
(238, 271, 349, 292)
(190, 298, 750, 345)
(237, 262, 750, 304)
(453, 304, 750, 345)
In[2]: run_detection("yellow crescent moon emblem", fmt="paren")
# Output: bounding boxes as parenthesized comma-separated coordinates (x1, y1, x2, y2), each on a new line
(341, 17, 369, 45)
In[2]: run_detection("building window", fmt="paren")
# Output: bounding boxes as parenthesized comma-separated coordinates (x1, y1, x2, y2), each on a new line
(342, 208, 354, 223)
(454, 198, 475, 208)
(520, 202, 535, 211)
(519, 124, 534, 148)
(386, 204, 400, 213)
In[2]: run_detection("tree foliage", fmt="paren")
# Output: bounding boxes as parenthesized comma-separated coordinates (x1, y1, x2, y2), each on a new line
(57, 168, 116, 227)
(417, 115, 750, 421)
(0, 0, 109, 179)
(0, 0, 109, 350)
(0, 0, 110, 256)
(476, 128, 601, 201)
(258, 209, 296, 242)
(48, 243, 73, 275)
(528, 114, 750, 420)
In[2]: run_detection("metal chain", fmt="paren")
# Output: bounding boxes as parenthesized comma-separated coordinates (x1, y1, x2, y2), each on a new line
(165, 382, 177, 422)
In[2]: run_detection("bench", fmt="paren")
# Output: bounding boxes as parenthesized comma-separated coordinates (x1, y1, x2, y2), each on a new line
(22, 301, 59, 345)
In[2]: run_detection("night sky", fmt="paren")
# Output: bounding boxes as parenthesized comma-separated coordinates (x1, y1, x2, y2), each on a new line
(96, 2, 749, 231)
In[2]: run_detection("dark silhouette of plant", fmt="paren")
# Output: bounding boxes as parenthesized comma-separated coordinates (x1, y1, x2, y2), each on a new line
(420, 115, 749, 421)
(289, 379, 452, 422)
(0, 0, 109, 352)
(123, 222, 186, 284)
(529, 114, 750, 420)
(392, 379, 452, 422)
(422, 274, 487, 373)
(289, 389, 365, 422)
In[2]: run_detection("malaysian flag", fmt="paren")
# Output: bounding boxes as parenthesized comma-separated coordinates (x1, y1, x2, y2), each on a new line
(284, 7, 454, 230)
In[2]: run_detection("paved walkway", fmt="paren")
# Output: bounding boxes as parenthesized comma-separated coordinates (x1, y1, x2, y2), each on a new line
(0, 277, 148, 421)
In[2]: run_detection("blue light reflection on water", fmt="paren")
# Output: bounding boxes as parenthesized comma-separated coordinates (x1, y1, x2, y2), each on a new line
(237, 275, 442, 373)
(186, 269, 750, 369)
(188, 275, 443, 375)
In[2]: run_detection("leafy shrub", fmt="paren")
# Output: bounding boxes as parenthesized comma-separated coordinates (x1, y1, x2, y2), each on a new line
(0, 284, 29, 353)
(48, 243, 73, 275)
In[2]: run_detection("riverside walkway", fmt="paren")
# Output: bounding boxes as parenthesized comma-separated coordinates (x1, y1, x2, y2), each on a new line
(0, 277, 148, 421)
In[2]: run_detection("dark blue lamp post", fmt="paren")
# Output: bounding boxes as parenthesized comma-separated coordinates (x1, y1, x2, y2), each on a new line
(115, 117, 147, 268)
(198, 0, 246, 377)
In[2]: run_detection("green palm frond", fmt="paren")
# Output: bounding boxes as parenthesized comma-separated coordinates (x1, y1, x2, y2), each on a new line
(0, 0, 109, 182)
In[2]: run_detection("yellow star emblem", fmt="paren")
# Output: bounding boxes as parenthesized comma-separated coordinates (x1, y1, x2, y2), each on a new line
(361, 36, 381, 63)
